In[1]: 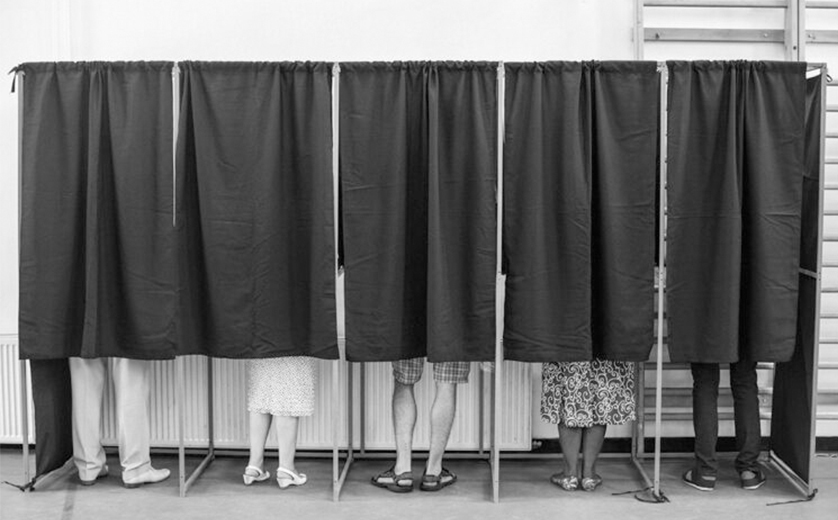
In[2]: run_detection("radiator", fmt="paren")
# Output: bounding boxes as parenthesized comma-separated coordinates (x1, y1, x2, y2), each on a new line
(0, 338, 532, 450)
(0, 335, 34, 444)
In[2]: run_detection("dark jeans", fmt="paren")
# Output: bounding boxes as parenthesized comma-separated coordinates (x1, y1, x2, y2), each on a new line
(691, 361, 761, 476)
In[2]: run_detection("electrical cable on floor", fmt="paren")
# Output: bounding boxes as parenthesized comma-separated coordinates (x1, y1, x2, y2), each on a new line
(612, 485, 670, 503)
(766, 488, 817, 506)
(2, 479, 32, 492)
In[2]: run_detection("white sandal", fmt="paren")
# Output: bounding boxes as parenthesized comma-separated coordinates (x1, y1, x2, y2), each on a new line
(276, 467, 307, 489)
(243, 465, 270, 485)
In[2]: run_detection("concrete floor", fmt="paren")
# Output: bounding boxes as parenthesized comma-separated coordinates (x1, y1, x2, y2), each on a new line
(1, 449, 836, 520)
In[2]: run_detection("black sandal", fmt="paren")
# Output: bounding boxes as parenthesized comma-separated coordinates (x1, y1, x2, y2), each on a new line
(420, 467, 457, 492)
(371, 467, 414, 493)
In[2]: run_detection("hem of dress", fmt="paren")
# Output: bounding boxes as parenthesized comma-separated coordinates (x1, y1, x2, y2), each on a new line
(540, 414, 637, 428)
(248, 407, 314, 417)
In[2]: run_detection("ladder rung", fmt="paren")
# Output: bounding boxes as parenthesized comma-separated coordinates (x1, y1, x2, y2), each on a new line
(806, 30, 838, 43)
(645, 0, 788, 6)
(645, 28, 784, 43)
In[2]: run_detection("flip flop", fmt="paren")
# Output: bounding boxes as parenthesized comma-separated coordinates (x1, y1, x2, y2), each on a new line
(371, 467, 414, 493)
(420, 468, 457, 492)
(581, 474, 602, 492)
(550, 472, 579, 491)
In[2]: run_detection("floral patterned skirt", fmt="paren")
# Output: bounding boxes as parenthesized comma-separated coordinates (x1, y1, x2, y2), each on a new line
(541, 359, 636, 428)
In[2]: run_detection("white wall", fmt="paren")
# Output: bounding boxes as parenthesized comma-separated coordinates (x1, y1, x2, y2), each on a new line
(0, 0, 636, 336)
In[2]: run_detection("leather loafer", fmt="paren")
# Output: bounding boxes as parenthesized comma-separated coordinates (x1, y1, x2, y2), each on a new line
(79, 464, 109, 486)
(123, 467, 171, 489)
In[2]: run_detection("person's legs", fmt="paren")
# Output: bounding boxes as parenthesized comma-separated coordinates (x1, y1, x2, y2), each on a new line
(558, 424, 583, 477)
(393, 380, 417, 475)
(691, 363, 721, 478)
(247, 412, 272, 470)
(112, 358, 169, 487)
(683, 363, 720, 491)
(69, 357, 107, 482)
(426, 381, 457, 476)
(581, 425, 606, 479)
(112, 358, 151, 480)
(371, 358, 421, 491)
(417, 362, 468, 491)
(730, 360, 763, 487)
(275, 415, 301, 473)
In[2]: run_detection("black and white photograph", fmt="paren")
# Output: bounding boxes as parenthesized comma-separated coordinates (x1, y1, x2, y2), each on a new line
(0, 2, 836, 519)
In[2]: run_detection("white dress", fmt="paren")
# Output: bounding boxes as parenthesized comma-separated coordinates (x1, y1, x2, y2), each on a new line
(246, 357, 316, 417)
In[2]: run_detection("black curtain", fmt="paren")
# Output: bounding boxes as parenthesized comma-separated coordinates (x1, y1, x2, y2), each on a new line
(176, 62, 338, 359)
(503, 62, 658, 362)
(30, 360, 74, 481)
(17, 62, 175, 480)
(770, 73, 823, 484)
(666, 61, 807, 363)
(340, 62, 497, 362)
(19, 62, 176, 360)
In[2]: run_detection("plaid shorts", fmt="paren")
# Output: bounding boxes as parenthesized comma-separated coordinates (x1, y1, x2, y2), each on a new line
(392, 358, 471, 385)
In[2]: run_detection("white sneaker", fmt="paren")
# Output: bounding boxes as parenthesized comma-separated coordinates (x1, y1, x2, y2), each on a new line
(123, 467, 171, 489)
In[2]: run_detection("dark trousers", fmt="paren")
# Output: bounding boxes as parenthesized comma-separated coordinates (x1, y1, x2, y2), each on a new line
(691, 361, 761, 476)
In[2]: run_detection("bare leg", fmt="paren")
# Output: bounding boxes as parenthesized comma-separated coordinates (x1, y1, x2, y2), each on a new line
(393, 381, 417, 475)
(558, 424, 583, 477)
(426, 382, 457, 475)
(275, 416, 300, 474)
(582, 425, 607, 479)
(247, 412, 272, 470)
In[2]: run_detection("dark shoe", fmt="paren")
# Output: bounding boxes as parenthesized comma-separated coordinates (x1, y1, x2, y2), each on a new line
(549, 472, 579, 491)
(371, 467, 413, 493)
(740, 469, 766, 490)
(79, 464, 109, 487)
(420, 467, 457, 492)
(682, 469, 715, 491)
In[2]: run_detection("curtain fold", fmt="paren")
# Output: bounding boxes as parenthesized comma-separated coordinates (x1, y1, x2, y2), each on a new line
(31, 359, 74, 480)
(770, 73, 824, 485)
(503, 61, 658, 362)
(666, 61, 806, 363)
(176, 62, 338, 359)
(340, 62, 497, 362)
(19, 62, 176, 360)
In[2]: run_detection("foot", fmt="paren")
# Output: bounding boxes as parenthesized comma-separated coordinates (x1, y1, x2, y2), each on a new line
(276, 467, 307, 489)
(682, 469, 715, 491)
(420, 467, 457, 492)
(740, 468, 766, 490)
(550, 472, 579, 491)
(243, 465, 270, 485)
(371, 467, 414, 493)
(581, 474, 603, 492)
(123, 467, 171, 489)
(79, 464, 109, 486)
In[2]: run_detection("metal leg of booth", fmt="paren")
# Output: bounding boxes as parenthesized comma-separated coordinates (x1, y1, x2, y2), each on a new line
(332, 360, 355, 502)
(177, 357, 216, 498)
(19, 360, 31, 489)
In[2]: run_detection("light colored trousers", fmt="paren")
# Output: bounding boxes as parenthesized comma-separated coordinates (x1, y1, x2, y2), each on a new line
(69, 358, 152, 482)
